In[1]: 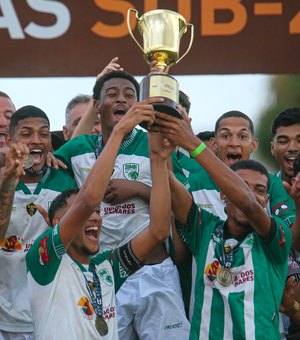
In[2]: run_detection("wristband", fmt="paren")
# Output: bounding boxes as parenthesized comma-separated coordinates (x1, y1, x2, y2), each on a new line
(190, 143, 206, 158)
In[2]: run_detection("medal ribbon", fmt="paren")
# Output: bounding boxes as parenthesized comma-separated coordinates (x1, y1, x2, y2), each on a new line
(214, 224, 243, 270)
(83, 264, 103, 318)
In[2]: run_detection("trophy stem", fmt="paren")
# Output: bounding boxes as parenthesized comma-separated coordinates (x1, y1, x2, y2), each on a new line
(153, 52, 169, 70)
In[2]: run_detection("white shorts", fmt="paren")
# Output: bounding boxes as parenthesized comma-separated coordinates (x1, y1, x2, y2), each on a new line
(0, 331, 34, 340)
(116, 257, 190, 340)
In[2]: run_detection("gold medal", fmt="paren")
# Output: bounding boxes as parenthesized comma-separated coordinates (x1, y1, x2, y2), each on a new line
(95, 316, 108, 336)
(217, 267, 233, 287)
(23, 155, 34, 169)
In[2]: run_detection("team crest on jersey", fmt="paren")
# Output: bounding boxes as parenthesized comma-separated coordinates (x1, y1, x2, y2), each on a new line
(38, 236, 50, 265)
(26, 203, 37, 216)
(123, 163, 139, 180)
(204, 260, 221, 285)
(97, 268, 113, 286)
(77, 296, 94, 320)
(0, 235, 23, 254)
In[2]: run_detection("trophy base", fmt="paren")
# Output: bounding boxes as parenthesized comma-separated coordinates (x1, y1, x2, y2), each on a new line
(139, 74, 182, 129)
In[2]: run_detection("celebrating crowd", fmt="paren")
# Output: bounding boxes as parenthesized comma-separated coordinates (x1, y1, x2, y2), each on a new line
(1, 58, 300, 340)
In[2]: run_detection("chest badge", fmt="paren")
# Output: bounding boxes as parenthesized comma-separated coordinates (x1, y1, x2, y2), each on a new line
(26, 203, 37, 217)
(123, 163, 139, 180)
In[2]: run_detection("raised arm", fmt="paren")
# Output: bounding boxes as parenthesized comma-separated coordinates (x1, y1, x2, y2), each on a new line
(59, 97, 159, 249)
(72, 57, 123, 138)
(130, 132, 173, 261)
(0, 143, 29, 242)
(153, 111, 271, 237)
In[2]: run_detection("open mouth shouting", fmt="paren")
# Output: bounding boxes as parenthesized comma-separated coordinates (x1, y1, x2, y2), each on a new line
(29, 148, 44, 166)
(113, 106, 128, 121)
(226, 153, 241, 165)
(85, 225, 100, 243)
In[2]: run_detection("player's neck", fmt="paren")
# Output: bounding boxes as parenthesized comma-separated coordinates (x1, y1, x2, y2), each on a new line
(68, 249, 91, 265)
(226, 219, 252, 238)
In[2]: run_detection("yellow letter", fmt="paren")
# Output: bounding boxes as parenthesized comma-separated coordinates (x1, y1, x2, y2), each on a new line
(202, 0, 247, 36)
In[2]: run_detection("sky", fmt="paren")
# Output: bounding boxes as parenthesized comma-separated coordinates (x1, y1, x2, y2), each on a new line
(0, 74, 273, 134)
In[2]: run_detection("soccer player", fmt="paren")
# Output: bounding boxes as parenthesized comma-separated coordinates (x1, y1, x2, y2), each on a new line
(26, 106, 175, 339)
(54, 70, 190, 339)
(0, 106, 77, 338)
(153, 111, 292, 339)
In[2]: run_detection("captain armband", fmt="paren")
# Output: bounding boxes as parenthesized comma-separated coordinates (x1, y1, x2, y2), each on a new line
(117, 241, 144, 275)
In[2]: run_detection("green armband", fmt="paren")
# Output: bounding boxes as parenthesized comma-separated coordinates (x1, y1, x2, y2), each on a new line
(190, 143, 206, 158)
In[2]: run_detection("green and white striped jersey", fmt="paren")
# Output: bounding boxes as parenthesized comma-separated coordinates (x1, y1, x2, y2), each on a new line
(177, 203, 291, 340)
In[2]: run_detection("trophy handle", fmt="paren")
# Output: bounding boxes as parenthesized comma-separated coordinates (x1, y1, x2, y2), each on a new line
(127, 9, 145, 54)
(176, 23, 194, 64)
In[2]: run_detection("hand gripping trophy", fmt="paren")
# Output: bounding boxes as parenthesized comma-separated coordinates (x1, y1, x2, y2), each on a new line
(127, 8, 194, 124)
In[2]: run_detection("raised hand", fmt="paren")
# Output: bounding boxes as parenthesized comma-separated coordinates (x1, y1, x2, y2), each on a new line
(148, 131, 175, 160)
(97, 57, 123, 79)
(114, 97, 164, 135)
(3, 143, 30, 181)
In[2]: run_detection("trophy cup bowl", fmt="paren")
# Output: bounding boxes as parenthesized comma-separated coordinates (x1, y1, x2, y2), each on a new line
(127, 9, 194, 129)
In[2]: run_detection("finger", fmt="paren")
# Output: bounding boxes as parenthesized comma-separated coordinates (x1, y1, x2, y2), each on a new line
(103, 192, 115, 204)
(57, 160, 68, 169)
(36, 204, 51, 226)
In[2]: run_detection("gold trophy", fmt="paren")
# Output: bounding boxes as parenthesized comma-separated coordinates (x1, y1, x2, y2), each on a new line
(127, 9, 194, 126)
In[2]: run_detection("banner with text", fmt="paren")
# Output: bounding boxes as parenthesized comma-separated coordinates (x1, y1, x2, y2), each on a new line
(1, 0, 300, 77)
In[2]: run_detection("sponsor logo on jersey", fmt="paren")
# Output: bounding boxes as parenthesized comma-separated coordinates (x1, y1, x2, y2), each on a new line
(233, 269, 254, 286)
(123, 163, 139, 180)
(103, 306, 116, 320)
(272, 201, 289, 217)
(77, 297, 94, 320)
(0, 235, 23, 254)
(38, 236, 50, 265)
(197, 203, 213, 210)
(79, 167, 91, 174)
(204, 260, 220, 284)
(26, 202, 37, 216)
(164, 322, 183, 330)
(98, 268, 113, 286)
(103, 203, 135, 215)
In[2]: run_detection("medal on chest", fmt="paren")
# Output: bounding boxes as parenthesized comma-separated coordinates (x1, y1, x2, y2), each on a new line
(95, 316, 109, 336)
(82, 263, 108, 336)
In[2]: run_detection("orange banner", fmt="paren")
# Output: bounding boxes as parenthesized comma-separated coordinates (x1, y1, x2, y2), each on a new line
(1, 0, 300, 77)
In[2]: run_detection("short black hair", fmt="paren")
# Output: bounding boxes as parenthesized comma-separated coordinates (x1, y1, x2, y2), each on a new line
(92, 70, 140, 101)
(179, 90, 191, 114)
(271, 107, 300, 137)
(230, 159, 270, 189)
(215, 111, 254, 135)
(196, 130, 215, 141)
(9, 105, 50, 135)
(48, 189, 79, 226)
(293, 152, 300, 177)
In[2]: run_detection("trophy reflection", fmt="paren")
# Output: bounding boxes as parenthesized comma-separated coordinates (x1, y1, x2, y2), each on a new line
(127, 9, 194, 127)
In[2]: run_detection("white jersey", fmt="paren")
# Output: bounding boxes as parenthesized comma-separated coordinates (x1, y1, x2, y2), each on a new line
(26, 226, 142, 340)
(0, 168, 77, 332)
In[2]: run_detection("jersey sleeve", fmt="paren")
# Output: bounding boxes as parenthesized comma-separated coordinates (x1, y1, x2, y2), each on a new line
(259, 216, 292, 265)
(26, 224, 66, 285)
(97, 243, 144, 293)
(268, 173, 295, 227)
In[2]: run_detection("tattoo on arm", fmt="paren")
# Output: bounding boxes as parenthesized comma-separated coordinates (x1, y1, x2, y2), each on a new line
(0, 178, 17, 240)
